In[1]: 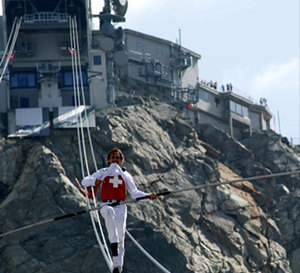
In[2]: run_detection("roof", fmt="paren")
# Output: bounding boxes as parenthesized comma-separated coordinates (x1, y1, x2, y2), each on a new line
(249, 104, 272, 118)
(220, 91, 253, 105)
(124, 28, 202, 59)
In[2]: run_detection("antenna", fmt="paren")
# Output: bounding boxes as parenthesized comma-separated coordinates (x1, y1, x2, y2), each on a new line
(178, 28, 182, 46)
(277, 110, 281, 135)
(92, 0, 128, 105)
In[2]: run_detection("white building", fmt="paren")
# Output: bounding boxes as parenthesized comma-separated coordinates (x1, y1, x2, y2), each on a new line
(121, 29, 201, 90)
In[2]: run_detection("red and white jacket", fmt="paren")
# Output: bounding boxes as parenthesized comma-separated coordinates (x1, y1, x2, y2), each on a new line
(81, 163, 148, 201)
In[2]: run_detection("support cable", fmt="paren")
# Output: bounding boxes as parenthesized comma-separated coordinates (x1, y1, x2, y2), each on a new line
(69, 16, 113, 271)
(73, 17, 98, 172)
(73, 15, 171, 271)
(70, 16, 170, 272)
(0, 17, 17, 68)
(125, 230, 171, 273)
(72, 15, 112, 265)
(0, 17, 22, 84)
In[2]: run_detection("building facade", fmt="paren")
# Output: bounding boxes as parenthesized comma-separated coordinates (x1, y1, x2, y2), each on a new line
(121, 29, 200, 90)
(183, 83, 272, 140)
(0, 0, 109, 136)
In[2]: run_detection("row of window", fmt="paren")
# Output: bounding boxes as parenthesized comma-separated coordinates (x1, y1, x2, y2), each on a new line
(136, 41, 165, 57)
(200, 92, 249, 116)
(230, 100, 249, 117)
(9, 53, 102, 89)
(135, 41, 195, 70)
(11, 94, 88, 109)
(10, 70, 88, 89)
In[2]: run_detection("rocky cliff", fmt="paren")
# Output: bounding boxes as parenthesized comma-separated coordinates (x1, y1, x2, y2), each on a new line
(0, 97, 299, 273)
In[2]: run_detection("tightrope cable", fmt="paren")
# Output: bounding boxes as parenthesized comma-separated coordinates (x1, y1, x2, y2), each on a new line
(1, 169, 299, 239)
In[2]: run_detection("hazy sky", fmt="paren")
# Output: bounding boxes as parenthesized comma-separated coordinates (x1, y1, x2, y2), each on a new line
(92, 0, 299, 144)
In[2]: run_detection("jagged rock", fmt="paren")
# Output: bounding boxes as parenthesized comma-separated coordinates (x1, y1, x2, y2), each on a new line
(197, 124, 271, 178)
(241, 130, 300, 268)
(0, 99, 299, 272)
(291, 248, 300, 273)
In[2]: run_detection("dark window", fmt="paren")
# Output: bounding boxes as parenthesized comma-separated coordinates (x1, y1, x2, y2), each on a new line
(156, 48, 164, 56)
(93, 55, 102, 65)
(20, 97, 29, 108)
(136, 41, 144, 50)
(61, 70, 88, 87)
(11, 96, 18, 108)
(10, 72, 37, 89)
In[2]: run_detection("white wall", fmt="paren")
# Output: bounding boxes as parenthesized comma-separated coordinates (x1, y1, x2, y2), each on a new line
(89, 49, 108, 109)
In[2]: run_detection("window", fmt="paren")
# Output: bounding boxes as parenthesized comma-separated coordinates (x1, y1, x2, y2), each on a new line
(242, 106, 248, 117)
(11, 72, 37, 89)
(161, 65, 170, 80)
(139, 66, 147, 76)
(230, 100, 235, 112)
(236, 104, 242, 115)
(61, 70, 88, 87)
(156, 48, 164, 56)
(200, 91, 210, 102)
(154, 62, 162, 74)
(136, 41, 144, 50)
(11, 96, 18, 109)
(230, 100, 249, 117)
(93, 55, 102, 65)
(20, 97, 29, 108)
(190, 56, 194, 67)
(262, 118, 268, 130)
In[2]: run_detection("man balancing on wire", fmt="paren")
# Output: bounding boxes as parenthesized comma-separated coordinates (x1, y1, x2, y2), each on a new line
(76, 147, 159, 273)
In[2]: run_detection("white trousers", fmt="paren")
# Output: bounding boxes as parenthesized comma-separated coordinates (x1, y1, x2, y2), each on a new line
(100, 204, 127, 272)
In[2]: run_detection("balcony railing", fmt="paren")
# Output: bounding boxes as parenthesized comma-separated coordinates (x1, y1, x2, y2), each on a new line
(23, 12, 68, 24)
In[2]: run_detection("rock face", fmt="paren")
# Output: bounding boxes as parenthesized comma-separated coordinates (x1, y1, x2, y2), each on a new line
(0, 97, 300, 273)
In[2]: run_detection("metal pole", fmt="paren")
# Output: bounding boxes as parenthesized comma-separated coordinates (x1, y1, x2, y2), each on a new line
(1, 169, 300, 238)
(277, 110, 281, 135)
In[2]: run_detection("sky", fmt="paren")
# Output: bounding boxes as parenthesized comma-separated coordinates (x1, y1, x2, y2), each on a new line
(0, 1, 299, 143)
(91, 0, 300, 144)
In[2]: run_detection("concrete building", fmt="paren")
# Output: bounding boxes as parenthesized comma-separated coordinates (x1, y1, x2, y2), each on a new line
(183, 83, 272, 140)
(0, 0, 108, 136)
(121, 29, 201, 90)
(249, 102, 272, 132)
(195, 83, 252, 139)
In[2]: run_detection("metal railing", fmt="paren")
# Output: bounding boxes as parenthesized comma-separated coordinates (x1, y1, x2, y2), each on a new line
(23, 12, 68, 24)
